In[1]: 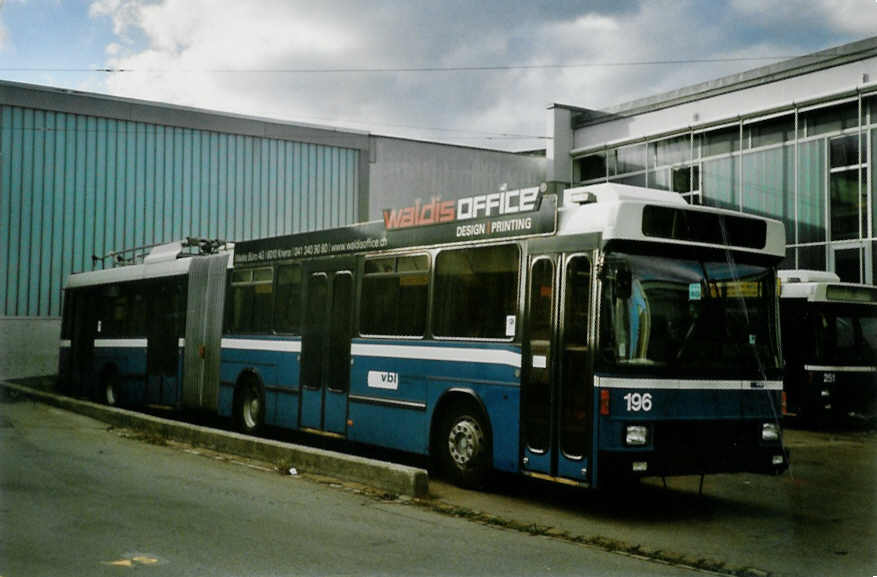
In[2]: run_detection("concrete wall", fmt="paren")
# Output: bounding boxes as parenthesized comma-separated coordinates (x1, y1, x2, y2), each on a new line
(367, 136, 545, 221)
(0, 317, 61, 379)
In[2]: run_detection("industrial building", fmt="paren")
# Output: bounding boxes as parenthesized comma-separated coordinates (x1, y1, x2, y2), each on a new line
(0, 81, 543, 377)
(547, 36, 877, 285)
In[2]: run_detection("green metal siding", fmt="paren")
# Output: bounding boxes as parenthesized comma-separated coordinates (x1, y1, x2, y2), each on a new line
(0, 104, 359, 317)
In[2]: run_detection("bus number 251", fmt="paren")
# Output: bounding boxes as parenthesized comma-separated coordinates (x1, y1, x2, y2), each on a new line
(623, 392, 653, 412)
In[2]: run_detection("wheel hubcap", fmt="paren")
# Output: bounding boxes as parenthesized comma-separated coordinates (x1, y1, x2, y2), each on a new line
(448, 417, 483, 468)
(243, 389, 259, 429)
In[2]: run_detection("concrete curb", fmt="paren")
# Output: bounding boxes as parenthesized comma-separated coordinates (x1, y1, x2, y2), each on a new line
(0, 381, 429, 498)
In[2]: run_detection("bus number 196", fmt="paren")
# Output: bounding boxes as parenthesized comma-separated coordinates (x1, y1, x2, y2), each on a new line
(624, 392, 653, 412)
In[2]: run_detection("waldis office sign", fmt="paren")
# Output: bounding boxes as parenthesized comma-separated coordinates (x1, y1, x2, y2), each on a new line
(382, 185, 556, 243)
(235, 186, 556, 265)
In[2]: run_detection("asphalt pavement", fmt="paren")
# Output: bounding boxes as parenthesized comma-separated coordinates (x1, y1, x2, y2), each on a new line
(0, 395, 704, 577)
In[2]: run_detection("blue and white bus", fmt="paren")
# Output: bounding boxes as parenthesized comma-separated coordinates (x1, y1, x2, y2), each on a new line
(778, 270, 876, 422)
(59, 183, 789, 488)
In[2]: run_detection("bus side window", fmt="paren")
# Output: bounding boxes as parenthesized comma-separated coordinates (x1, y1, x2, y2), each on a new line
(432, 244, 519, 340)
(228, 267, 274, 334)
(275, 264, 302, 334)
(360, 254, 429, 337)
(129, 287, 147, 337)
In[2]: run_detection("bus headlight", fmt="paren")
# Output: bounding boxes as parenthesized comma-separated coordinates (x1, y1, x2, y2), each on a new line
(762, 423, 780, 442)
(625, 425, 648, 446)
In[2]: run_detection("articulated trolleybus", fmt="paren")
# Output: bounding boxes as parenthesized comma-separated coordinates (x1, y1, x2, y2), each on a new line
(59, 183, 789, 488)
(778, 270, 876, 421)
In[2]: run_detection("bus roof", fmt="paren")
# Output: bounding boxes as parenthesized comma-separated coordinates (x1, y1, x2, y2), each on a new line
(558, 183, 786, 258)
(64, 240, 233, 289)
(233, 184, 786, 267)
(778, 270, 877, 304)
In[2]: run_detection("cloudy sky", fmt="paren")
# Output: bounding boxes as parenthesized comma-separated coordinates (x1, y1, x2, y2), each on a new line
(1, 0, 876, 150)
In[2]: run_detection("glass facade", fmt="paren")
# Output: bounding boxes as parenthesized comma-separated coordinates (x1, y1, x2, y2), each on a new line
(574, 90, 876, 284)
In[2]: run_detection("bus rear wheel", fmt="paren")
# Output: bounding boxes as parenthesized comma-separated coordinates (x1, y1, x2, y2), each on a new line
(437, 404, 490, 489)
(101, 370, 120, 407)
(234, 379, 264, 435)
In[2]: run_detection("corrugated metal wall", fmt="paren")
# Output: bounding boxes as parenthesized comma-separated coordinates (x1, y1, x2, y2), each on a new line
(0, 104, 360, 317)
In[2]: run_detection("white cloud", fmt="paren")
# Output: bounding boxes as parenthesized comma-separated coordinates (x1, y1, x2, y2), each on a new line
(0, 0, 8, 51)
(85, 0, 870, 151)
(732, 0, 877, 38)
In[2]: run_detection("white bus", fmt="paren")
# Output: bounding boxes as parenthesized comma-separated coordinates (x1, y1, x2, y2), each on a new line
(778, 270, 877, 421)
(60, 183, 789, 488)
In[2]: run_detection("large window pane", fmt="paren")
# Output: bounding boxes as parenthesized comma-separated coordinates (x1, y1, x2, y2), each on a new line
(576, 153, 607, 182)
(800, 101, 858, 138)
(742, 145, 795, 240)
(872, 131, 876, 238)
(672, 165, 698, 194)
(830, 135, 859, 168)
(701, 156, 738, 210)
(835, 247, 862, 283)
(433, 245, 519, 339)
(830, 169, 862, 241)
(872, 242, 877, 284)
(797, 139, 826, 243)
(647, 169, 669, 191)
(613, 144, 646, 174)
(702, 126, 739, 158)
(862, 168, 869, 242)
(798, 245, 826, 271)
(780, 246, 796, 271)
(609, 172, 646, 187)
(650, 135, 690, 168)
(746, 115, 794, 149)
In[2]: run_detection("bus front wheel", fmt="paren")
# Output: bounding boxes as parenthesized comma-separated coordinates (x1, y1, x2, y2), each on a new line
(437, 403, 490, 488)
(234, 379, 264, 435)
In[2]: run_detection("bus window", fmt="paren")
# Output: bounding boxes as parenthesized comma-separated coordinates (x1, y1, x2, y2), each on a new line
(360, 254, 429, 337)
(228, 267, 274, 333)
(560, 255, 591, 458)
(275, 264, 302, 334)
(523, 257, 554, 453)
(433, 245, 519, 339)
(130, 289, 147, 337)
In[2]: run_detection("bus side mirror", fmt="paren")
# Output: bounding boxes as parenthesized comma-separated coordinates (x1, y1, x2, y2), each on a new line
(597, 263, 632, 300)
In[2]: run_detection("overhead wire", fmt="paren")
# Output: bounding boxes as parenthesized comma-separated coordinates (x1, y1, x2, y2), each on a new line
(0, 54, 803, 74)
(0, 53, 803, 144)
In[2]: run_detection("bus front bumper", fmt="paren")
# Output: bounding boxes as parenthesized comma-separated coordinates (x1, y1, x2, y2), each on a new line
(598, 420, 790, 481)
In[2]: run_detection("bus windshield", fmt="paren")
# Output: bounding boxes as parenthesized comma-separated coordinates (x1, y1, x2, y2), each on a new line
(598, 252, 781, 377)
(808, 304, 877, 366)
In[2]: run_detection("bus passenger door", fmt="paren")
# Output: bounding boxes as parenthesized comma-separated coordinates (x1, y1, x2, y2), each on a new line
(146, 278, 185, 406)
(521, 253, 594, 485)
(300, 260, 354, 436)
(70, 288, 97, 398)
